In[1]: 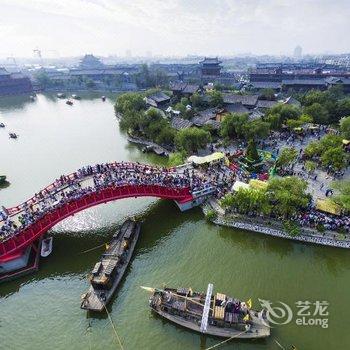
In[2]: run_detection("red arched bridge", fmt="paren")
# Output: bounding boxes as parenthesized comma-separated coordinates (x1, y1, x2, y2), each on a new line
(0, 162, 215, 260)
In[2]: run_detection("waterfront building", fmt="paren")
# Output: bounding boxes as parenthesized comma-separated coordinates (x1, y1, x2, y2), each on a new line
(0, 67, 33, 96)
(144, 91, 171, 108)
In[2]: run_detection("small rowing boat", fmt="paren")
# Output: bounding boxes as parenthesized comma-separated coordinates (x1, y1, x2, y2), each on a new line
(41, 237, 53, 257)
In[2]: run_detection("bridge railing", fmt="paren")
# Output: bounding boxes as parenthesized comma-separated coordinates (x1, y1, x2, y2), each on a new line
(0, 162, 183, 221)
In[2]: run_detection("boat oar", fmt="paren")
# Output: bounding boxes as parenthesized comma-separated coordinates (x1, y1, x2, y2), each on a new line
(140, 286, 212, 310)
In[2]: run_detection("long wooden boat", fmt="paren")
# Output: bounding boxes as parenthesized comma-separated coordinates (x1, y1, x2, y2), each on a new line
(147, 284, 270, 339)
(81, 219, 141, 312)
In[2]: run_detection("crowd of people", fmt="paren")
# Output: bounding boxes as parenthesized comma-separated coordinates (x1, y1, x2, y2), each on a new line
(295, 210, 350, 234)
(0, 162, 216, 242)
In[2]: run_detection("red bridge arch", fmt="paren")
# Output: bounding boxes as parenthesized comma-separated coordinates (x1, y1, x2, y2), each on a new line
(0, 163, 196, 260)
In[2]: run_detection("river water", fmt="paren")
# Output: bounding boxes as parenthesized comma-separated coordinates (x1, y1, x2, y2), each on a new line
(0, 94, 349, 350)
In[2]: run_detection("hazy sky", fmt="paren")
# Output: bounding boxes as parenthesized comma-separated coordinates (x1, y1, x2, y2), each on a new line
(0, 0, 349, 58)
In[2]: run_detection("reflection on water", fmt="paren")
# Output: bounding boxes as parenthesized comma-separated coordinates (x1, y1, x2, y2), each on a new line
(0, 94, 349, 350)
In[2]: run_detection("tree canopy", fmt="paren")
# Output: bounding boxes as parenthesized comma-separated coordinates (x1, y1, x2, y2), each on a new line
(340, 116, 350, 139)
(175, 127, 211, 154)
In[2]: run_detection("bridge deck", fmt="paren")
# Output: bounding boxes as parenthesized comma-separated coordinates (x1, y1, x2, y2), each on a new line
(0, 162, 215, 260)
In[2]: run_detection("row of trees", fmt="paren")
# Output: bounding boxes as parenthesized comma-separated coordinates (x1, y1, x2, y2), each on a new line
(221, 176, 311, 219)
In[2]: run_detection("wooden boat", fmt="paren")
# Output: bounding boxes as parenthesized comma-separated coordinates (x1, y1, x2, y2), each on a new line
(41, 237, 53, 257)
(146, 284, 270, 339)
(81, 219, 141, 312)
(66, 100, 73, 105)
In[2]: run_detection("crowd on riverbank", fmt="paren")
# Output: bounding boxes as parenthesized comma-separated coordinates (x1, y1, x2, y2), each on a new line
(0, 162, 216, 241)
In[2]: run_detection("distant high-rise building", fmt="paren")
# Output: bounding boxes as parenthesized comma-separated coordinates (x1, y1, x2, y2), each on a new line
(294, 46, 302, 59)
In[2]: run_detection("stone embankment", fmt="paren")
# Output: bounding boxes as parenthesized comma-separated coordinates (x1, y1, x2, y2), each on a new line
(203, 199, 350, 249)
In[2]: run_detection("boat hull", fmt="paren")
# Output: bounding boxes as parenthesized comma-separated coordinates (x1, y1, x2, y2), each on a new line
(81, 221, 141, 312)
(151, 307, 270, 339)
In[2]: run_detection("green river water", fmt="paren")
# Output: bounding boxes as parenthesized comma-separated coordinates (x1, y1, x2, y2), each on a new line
(0, 94, 349, 350)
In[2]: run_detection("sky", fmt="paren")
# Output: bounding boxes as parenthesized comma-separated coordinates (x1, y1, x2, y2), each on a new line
(0, 0, 349, 58)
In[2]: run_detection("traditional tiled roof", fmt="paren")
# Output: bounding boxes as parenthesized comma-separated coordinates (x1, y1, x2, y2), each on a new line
(248, 81, 282, 89)
(182, 84, 199, 94)
(283, 96, 301, 107)
(147, 91, 170, 103)
(256, 100, 279, 109)
(222, 93, 259, 107)
(248, 109, 265, 121)
(282, 79, 326, 86)
(170, 82, 187, 92)
(199, 57, 222, 65)
(170, 82, 199, 94)
(192, 107, 217, 126)
(171, 117, 193, 130)
(223, 103, 249, 114)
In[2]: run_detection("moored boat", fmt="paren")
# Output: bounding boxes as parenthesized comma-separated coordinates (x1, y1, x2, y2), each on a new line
(81, 219, 141, 312)
(9, 132, 18, 139)
(0, 122, 5, 128)
(57, 93, 66, 98)
(66, 100, 73, 105)
(41, 237, 53, 257)
(0, 175, 6, 184)
(101, 96, 106, 102)
(72, 94, 81, 100)
(145, 284, 270, 339)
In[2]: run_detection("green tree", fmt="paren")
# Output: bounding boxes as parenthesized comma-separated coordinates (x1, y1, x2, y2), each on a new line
(304, 103, 329, 124)
(244, 119, 270, 139)
(175, 127, 211, 154)
(336, 99, 350, 122)
(168, 152, 186, 166)
(220, 113, 249, 140)
(260, 88, 275, 100)
(340, 116, 350, 139)
(276, 147, 298, 169)
(246, 139, 260, 162)
(209, 90, 223, 107)
(267, 177, 310, 218)
(266, 103, 301, 129)
(305, 160, 317, 173)
(332, 180, 350, 212)
(321, 147, 348, 170)
(304, 140, 323, 158)
(190, 93, 204, 108)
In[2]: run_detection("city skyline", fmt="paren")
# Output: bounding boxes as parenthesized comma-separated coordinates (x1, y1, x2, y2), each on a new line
(0, 0, 349, 59)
